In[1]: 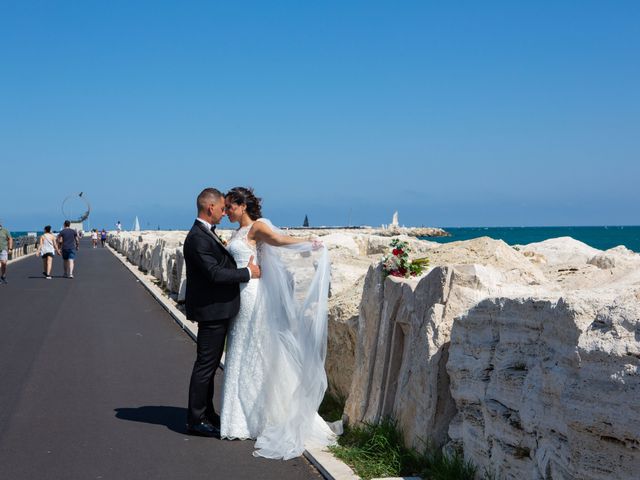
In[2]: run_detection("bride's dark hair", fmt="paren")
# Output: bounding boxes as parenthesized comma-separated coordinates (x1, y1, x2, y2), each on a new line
(226, 187, 262, 221)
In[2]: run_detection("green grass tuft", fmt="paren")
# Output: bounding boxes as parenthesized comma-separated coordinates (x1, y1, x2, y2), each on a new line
(329, 417, 476, 480)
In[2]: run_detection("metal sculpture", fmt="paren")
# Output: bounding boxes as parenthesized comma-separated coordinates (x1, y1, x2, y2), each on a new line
(62, 192, 91, 223)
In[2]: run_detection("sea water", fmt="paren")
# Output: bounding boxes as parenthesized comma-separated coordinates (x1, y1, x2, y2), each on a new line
(423, 226, 640, 253)
(13, 226, 640, 253)
(10, 231, 42, 238)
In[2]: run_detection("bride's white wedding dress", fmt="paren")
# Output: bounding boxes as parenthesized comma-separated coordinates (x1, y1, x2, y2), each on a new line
(220, 223, 267, 439)
(220, 219, 336, 459)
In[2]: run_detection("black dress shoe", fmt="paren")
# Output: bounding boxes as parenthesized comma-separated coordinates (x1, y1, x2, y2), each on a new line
(186, 422, 220, 438)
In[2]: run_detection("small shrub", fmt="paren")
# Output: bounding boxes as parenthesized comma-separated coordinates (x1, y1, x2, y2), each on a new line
(330, 417, 476, 480)
(419, 447, 477, 480)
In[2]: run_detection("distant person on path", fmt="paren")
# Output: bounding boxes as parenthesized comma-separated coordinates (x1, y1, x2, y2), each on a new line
(116, 221, 122, 234)
(100, 229, 107, 247)
(91, 229, 98, 248)
(0, 221, 13, 284)
(37, 225, 60, 279)
(57, 220, 79, 278)
(183, 188, 261, 438)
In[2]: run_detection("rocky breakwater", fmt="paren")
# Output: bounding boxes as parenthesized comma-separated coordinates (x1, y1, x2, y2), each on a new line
(344, 236, 640, 480)
(108, 231, 189, 301)
(285, 226, 449, 238)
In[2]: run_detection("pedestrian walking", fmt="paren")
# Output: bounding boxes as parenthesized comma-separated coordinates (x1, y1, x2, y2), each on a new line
(57, 220, 79, 278)
(37, 225, 60, 279)
(100, 229, 107, 247)
(91, 229, 98, 248)
(0, 220, 13, 284)
(116, 220, 122, 234)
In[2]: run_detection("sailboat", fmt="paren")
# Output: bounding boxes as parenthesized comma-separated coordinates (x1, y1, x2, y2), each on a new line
(133, 216, 141, 232)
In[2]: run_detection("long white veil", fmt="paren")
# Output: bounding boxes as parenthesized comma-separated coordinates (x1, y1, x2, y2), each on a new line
(248, 219, 336, 459)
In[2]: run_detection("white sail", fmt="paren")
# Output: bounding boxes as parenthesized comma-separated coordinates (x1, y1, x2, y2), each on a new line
(133, 216, 141, 232)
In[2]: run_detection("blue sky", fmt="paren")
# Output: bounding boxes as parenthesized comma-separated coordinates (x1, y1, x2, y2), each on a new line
(1, 1, 638, 230)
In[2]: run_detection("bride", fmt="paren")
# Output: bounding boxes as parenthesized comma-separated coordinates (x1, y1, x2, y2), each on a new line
(220, 187, 336, 459)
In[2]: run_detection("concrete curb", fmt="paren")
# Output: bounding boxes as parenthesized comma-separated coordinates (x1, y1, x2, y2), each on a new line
(106, 245, 360, 480)
(304, 447, 360, 480)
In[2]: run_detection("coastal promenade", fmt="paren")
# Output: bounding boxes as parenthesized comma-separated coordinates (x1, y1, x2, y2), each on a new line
(0, 239, 321, 480)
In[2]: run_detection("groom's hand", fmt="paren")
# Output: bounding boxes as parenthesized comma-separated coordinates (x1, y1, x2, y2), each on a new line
(248, 255, 261, 279)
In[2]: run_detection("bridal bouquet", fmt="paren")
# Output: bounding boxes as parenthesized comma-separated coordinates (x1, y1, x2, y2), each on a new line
(381, 238, 430, 278)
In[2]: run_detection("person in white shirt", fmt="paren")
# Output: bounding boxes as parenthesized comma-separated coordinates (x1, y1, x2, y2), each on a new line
(37, 225, 61, 279)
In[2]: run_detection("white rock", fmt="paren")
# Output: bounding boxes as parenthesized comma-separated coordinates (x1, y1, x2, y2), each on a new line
(588, 245, 640, 270)
(320, 233, 361, 256)
(343, 236, 639, 479)
(447, 292, 640, 479)
(518, 237, 601, 265)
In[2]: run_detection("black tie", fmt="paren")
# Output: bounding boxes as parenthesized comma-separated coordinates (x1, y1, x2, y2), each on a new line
(210, 225, 222, 243)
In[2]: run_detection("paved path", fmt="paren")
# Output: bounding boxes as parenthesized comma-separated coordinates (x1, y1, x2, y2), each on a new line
(0, 240, 321, 480)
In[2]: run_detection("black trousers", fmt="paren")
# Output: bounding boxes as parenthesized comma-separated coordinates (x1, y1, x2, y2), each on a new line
(187, 320, 229, 425)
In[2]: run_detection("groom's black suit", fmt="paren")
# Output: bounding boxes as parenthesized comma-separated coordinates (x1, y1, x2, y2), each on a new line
(184, 220, 250, 427)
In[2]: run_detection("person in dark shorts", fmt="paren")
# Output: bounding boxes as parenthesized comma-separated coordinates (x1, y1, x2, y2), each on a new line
(100, 229, 107, 247)
(57, 220, 79, 278)
(37, 225, 60, 279)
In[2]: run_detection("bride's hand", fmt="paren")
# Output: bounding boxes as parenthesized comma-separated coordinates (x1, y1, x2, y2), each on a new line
(248, 255, 261, 279)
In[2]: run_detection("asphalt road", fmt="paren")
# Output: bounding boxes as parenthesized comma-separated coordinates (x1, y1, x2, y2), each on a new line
(0, 239, 322, 480)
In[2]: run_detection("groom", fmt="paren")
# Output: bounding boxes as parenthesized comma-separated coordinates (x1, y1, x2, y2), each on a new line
(184, 187, 261, 437)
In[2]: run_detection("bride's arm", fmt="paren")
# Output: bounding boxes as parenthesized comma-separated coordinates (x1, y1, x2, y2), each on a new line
(249, 221, 313, 247)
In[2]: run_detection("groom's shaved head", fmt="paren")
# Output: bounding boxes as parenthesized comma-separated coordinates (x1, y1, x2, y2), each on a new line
(197, 188, 223, 213)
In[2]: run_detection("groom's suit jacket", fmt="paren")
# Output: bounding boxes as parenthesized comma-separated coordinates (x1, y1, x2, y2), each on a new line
(183, 220, 250, 323)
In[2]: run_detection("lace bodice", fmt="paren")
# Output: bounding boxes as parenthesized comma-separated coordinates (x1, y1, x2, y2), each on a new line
(226, 225, 257, 268)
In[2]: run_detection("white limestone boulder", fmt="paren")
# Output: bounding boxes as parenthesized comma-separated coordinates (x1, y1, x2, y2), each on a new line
(447, 290, 640, 480)
(518, 237, 601, 266)
(320, 233, 361, 256)
(326, 276, 363, 400)
(345, 235, 640, 479)
(588, 245, 640, 270)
